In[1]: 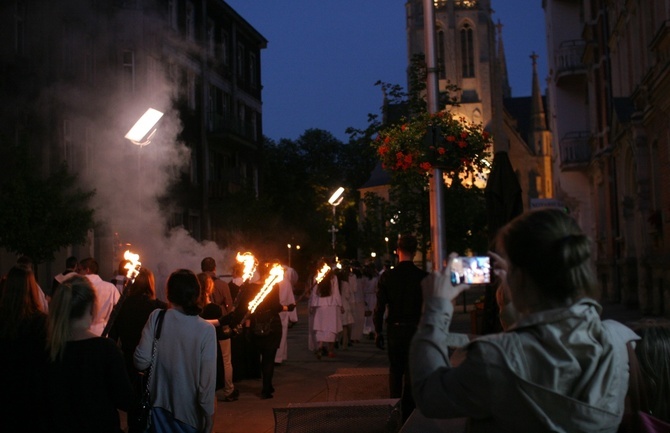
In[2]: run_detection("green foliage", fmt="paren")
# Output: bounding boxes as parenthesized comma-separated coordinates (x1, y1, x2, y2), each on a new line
(0, 151, 95, 264)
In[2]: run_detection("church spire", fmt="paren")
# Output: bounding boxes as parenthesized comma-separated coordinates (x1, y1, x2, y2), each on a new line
(530, 51, 546, 132)
(497, 20, 511, 98)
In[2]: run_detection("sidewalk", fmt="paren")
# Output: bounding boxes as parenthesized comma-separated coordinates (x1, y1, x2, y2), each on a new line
(211, 296, 646, 433)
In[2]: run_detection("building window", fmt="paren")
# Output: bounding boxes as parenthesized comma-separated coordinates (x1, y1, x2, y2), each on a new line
(14, 1, 25, 55)
(249, 53, 257, 88)
(122, 50, 135, 93)
(207, 20, 215, 57)
(460, 23, 475, 78)
(221, 30, 229, 66)
(185, 1, 195, 41)
(62, 119, 72, 164)
(438, 29, 446, 79)
(237, 43, 245, 79)
(187, 71, 196, 110)
(84, 36, 95, 84)
(168, 0, 178, 31)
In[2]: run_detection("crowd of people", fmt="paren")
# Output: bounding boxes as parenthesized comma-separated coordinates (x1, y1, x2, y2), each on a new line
(0, 253, 301, 433)
(3, 208, 670, 432)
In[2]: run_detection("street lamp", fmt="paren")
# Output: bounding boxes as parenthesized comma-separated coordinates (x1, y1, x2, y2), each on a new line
(384, 236, 389, 260)
(327, 187, 345, 251)
(124, 108, 164, 221)
(125, 108, 164, 146)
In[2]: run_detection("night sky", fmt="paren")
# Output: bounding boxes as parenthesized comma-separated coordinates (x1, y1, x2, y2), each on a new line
(225, 0, 548, 142)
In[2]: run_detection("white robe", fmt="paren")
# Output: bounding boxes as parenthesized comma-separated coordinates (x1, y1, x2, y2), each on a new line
(275, 266, 298, 363)
(309, 275, 342, 343)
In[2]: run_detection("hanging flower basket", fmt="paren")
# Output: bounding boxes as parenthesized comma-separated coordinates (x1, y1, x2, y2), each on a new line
(373, 111, 492, 176)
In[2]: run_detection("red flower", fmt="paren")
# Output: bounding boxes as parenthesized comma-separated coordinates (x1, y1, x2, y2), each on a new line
(437, 147, 446, 155)
(378, 145, 389, 156)
(460, 131, 468, 139)
(446, 135, 456, 142)
(384, 136, 391, 144)
(401, 124, 408, 131)
(458, 141, 467, 148)
(419, 162, 432, 171)
(483, 131, 489, 139)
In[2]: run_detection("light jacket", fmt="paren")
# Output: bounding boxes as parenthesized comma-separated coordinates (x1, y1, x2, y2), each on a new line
(410, 297, 638, 432)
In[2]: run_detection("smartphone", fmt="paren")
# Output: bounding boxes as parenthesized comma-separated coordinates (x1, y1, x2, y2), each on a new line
(450, 256, 491, 285)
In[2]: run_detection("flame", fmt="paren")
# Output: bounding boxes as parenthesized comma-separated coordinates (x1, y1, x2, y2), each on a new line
(314, 263, 331, 284)
(248, 264, 284, 314)
(236, 252, 258, 283)
(123, 250, 141, 280)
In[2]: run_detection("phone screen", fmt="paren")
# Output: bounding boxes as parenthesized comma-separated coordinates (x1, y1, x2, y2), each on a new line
(450, 256, 491, 285)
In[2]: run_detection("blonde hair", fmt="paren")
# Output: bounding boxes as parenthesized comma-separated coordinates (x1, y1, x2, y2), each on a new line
(47, 276, 96, 362)
(197, 272, 213, 307)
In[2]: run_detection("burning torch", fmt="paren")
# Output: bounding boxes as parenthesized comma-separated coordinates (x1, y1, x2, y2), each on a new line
(238, 263, 284, 325)
(101, 250, 142, 338)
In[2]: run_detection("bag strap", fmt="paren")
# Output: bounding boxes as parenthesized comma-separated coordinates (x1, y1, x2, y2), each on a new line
(142, 309, 166, 400)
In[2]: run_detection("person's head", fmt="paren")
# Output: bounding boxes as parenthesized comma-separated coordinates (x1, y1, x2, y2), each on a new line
(0, 266, 45, 338)
(633, 320, 670, 422)
(167, 269, 202, 315)
(47, 276, 97, 361)
(495, 208, 596, 312)
(201, 257, 216, 273)
(127, 267, 156, 298)
(196, 272, 214, 306)
(16, 255, 34, 272)
(397, 234, 418, 260)
(65, 256, 78, 271)
(232, 262, 244, 278)
(78, 257, 99, 275)
(117, 259, 130, 276)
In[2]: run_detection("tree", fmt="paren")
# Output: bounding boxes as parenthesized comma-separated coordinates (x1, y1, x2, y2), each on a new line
(0, 139, 96, 265)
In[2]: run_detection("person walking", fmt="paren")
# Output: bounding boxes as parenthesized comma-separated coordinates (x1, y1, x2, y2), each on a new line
(134, 269, 217, 433)
(374, 234, 428, 423)
(46, 275, 134, 433)
(201, 257, 237, 401)
(79, 257, 120, 336)
(51, 256, 78, 300)
(309, 258, 342, 359)
(274, 263, 298, 365)
(411, 208, 638, 432)
(0, 266, 49, 433)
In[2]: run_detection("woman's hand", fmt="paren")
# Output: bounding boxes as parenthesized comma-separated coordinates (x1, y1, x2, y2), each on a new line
(489, 251, 512, 309)
(421, 253, 470, 301)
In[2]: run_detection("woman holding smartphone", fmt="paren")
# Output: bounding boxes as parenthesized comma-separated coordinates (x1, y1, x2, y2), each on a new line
(411, 208, 637, 432)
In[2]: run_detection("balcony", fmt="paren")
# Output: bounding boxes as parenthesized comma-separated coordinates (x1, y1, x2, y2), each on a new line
(559, 130, 591, 170)
(554, 40, 587, 84)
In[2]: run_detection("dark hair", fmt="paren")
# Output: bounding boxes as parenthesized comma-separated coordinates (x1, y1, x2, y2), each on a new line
(79, 258, 99, 275)
(127, 267, 155, 298)
(496, 208, 596, 303)
(167, 269, 202, 315)
(201, 257, 216, 272)
(633, 320, 670, 423)
(397, 234, 418, 255)
(0, 266, 45, 339)
(66, 256, 78, 269)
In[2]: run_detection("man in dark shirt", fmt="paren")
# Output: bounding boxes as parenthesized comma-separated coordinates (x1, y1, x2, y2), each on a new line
(374, 234, 428, 423)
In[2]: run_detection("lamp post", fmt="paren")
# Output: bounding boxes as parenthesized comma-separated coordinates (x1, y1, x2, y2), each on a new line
(327, 187, 345, 251)
(124, 108, 164, 220)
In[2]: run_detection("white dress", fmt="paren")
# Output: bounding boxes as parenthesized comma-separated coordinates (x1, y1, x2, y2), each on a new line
(275, 266, 298, 363)
(309, 275, 342, 343)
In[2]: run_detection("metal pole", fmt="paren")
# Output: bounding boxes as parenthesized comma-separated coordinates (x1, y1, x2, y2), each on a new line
(424, 0, 446, 271)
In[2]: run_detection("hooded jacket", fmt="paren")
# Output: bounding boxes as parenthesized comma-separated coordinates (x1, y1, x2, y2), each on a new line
(410, 297, 637, 432)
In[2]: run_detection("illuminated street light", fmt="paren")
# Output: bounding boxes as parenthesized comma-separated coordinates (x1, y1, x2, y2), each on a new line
(125, 108, 164, 146)
(327, 187, 345, 251)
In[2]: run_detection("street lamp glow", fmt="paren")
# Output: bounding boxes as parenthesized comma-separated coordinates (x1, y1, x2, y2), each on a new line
(328, 187, 345, 206)
(125, 108, 164, 146)
(371, 252, 377, 258)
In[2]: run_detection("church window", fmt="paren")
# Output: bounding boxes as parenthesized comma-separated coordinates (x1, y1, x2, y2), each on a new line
(460, 23, 475, 78)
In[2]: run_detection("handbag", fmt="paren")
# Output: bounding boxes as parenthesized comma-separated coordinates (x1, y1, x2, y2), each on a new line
(135, 309, 166, 433)
(619, 342, 670, 433)
(253, 317, 273, 336)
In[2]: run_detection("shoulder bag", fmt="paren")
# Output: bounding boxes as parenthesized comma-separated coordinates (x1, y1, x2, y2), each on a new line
(135, 309, 166, 433)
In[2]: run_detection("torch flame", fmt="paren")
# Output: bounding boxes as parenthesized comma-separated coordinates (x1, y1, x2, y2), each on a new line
(123, 250, 141, 281)
(314, 263, 331, 284)
(248, 264, 284, 314)
(236, 252, 258, 283)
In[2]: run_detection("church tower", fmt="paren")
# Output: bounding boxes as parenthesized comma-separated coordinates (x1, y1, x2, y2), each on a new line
(405, 0, 502, 144)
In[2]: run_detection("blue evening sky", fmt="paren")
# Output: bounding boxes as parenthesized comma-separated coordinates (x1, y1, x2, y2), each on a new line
(225, 0, 547, 142)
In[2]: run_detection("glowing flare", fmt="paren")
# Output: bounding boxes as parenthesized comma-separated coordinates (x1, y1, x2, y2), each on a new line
(236, 252, 258, 283)
(314, 263, 331, 284)
(248, 264, 284, 314)
(123, 250, 141, 281)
